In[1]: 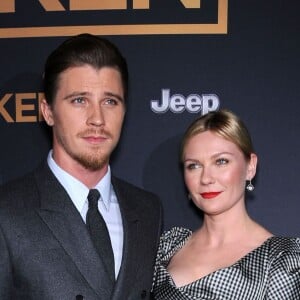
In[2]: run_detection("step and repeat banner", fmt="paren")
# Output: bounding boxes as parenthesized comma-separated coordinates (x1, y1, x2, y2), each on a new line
(0, 0, 299, 235)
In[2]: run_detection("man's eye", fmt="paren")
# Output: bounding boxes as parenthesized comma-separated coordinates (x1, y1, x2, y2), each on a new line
(216, 158, 229, 165)
(105, 98, 118, 105)
(72, 97, 85, 104)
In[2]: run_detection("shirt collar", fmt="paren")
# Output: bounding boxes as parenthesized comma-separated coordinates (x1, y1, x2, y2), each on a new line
(47, 150, 113, 212)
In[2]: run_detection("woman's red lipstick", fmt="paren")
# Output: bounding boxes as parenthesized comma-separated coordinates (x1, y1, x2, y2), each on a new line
(200, 192, 221, 199)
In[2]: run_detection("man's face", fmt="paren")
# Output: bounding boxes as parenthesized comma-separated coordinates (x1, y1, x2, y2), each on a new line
(42, 65, 125, 171)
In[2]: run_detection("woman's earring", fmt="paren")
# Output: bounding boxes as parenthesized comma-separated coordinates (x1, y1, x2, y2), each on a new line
(246, 180, 254, 191)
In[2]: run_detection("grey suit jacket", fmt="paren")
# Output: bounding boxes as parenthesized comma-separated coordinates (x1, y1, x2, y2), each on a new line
(0, 162, 162, 300)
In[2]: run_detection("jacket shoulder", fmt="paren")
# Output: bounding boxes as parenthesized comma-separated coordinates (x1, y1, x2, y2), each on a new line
(112, 176, 161, 204)
(0, 163, 49, 208)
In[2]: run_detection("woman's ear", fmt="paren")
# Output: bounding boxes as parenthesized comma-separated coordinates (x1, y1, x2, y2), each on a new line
(247, 153, 258, 180)
(41, 99, 54, 126)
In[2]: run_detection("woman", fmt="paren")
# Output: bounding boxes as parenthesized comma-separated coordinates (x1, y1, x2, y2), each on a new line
(152, 109, 300, 299)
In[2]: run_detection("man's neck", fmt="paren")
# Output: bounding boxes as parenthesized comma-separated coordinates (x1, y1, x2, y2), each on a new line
(51, 152, 109, 188)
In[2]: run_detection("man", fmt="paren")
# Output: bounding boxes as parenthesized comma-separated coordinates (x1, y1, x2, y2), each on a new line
(0, 34, 162, 300)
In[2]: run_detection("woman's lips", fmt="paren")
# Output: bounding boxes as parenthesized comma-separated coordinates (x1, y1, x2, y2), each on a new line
(200, 192, 222, 199)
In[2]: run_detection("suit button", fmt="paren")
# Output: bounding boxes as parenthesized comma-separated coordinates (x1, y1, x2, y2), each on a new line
(76, 295, 84, 300)
(141, 290, 147, 298)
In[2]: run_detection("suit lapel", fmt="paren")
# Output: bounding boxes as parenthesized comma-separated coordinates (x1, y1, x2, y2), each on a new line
(33, 163, 114, 298)
(111, 178, 141, 299)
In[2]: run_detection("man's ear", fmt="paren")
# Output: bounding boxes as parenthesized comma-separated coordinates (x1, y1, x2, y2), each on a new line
(247, 153, 258, 180)
(41, 99, 54, 126)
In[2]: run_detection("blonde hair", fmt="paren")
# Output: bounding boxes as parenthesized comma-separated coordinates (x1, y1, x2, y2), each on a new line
(181, 109, 254, 161)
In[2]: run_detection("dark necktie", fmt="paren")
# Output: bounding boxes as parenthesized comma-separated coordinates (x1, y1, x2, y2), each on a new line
(86, 189, 115, 281)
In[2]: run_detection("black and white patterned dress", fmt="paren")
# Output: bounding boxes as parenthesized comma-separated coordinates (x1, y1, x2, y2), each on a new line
(152, 227, 300, 300)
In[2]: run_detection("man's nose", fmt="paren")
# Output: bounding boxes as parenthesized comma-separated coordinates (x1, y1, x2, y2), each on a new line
(87, 104, 104, 126)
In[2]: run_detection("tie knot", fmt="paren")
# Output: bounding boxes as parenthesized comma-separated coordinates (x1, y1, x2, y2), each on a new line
(87, 189, 100, 208)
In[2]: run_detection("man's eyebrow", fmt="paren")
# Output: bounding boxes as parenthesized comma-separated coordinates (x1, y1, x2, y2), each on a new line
(63, 91, 90, 100)
(104, 91, 124, 103)
(62, 91, 124, 102)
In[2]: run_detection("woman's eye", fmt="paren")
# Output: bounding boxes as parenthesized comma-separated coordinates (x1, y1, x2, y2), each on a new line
(216, 158, 229, 165)
(186, 163, 200, 170)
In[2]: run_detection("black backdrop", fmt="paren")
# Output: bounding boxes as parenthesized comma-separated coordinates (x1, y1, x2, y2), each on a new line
(0, 0, 299, 236)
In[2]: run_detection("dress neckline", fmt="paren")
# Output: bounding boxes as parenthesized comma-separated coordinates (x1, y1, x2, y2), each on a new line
(164, 231, 275, 289)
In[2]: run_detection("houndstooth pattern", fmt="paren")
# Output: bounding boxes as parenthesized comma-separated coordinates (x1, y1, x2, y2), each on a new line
(152, 227, 300, 300)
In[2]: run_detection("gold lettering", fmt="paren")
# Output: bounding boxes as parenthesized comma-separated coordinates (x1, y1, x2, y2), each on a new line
(0, 0, 227, 37)
(0, 0, 65, 12)
(38, 0, 65, 11)
(0, 0, 201, 12)
(0, 93, 14, 122)
(70, 0, 126, 10)
(133, 0, 149, 9)
(0, 0, 15, 13)
(15, 93, 37, 123)
(180, 0, 201, 8)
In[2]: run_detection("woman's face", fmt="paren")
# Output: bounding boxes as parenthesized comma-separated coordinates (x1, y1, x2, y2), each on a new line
(183, 131, 257, 216)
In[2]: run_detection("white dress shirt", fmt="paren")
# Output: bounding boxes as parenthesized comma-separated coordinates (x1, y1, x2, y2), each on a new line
(47, 151, 123, 278)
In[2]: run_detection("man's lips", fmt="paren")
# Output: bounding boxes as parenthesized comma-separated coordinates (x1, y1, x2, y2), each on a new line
(82, 136, 108, 144)
(79, 129, 111, 142)
(200, 192, 222, 199)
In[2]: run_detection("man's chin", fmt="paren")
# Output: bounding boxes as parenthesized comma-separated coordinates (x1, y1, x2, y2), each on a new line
(75, 154, 108, 171)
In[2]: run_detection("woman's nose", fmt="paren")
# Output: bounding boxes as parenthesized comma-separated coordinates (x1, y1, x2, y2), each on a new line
(200, 167, 215, 185)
